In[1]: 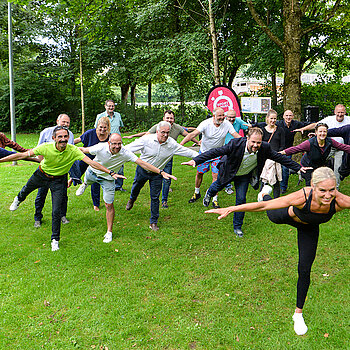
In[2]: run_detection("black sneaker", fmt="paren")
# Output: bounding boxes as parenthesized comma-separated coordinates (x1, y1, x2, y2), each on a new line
(188, 192, 201, 203)
(212, 200, 220, 209)
(162, 201, 169, 209)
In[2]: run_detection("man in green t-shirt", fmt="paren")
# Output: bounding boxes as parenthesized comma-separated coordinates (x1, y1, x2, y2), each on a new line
(0, 126, 125, 252)
(123, 110, 199, 208)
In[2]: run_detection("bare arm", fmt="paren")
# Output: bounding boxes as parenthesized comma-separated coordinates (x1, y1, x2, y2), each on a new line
(135, 158, 177, 180)
(180, 129, 200, 146)
(123, 131, 149, 139)
(205, 190, 305, 219)
(335, 191, 350, 211)
(182, 130, 200, 145)
(81, 156, 126, 180)
(228, 130, 242, 138)
(294, 122, 316, 133)
(0, 149, 35, 163)
(74, 137, 82, 144)
(79, 147, 90, 154)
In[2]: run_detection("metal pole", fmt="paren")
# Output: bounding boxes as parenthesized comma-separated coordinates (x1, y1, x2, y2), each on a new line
(8, 2, 17, 165)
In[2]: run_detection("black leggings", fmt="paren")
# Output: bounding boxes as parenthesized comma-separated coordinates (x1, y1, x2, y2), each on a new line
(264, 195, 319, 309)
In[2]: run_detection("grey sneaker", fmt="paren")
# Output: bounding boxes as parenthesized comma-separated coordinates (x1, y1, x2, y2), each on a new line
(234, 228, 244, 238)
(10, 196, 21, 211)
(76, 182, 88, 196)
(202, 190, 211, 207)
(61, 216, 70, 224)
(225, 187, 234, 195)
(34, 220, 41, 228)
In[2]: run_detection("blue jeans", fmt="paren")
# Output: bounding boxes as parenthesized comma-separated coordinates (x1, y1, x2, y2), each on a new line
(281, 155, 292, 191)
(79, 159, 101, 207)
(161, 158, 173, 202)
(207, 173, 251, 230)
(70, 160, 82, 186)
(18, 168, 67, 241)
(129, 165, 163, 224)
(115, 165, 124, 190)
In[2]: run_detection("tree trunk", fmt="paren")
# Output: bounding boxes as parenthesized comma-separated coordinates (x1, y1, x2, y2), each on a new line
(121, 83, 129, 106)
(228, 66, 239, 88)
(79, 43, 85, 134)
(130, 83, 137, 127)
(208, 0, 220, 85)
(147, 80, 152, 112)
(271, 68, 277, 109)
(179, 84, 185, 123)
(282, 0, 302, 120)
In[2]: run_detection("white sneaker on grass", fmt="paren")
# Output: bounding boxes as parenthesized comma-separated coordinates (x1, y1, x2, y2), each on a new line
(61, 216, 70, 224)
(225, 187, 234, 195)
(51, 239, 59, 251)
(10, 196, 21, 211)
(258, 184, 273, 202)
(76, 182, 88, 196)
(292, 312, 308, 335)
(103, 232, 113, 243)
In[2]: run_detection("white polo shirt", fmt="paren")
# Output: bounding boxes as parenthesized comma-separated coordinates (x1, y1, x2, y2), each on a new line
(87, 142, 138, 179)
(197, 118, 235, 152)
(125, 134, 198, 169)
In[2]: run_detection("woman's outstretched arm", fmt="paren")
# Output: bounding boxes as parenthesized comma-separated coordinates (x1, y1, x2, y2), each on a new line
(206, 190, 306, 220)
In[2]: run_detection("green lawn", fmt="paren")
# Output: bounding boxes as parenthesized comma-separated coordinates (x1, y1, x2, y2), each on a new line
(0, 134, 349, 349)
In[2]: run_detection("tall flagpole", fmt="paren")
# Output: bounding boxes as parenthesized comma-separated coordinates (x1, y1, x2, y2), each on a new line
(8, 2, 16, 141)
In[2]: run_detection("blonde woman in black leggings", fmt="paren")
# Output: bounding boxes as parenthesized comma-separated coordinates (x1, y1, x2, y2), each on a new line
(206, 167, 350, 335)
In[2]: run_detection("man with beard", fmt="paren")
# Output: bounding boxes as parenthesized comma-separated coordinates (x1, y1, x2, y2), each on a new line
(180, 107, 241, 208)
(182, 127, 308, 237)
(0, 126, 124, 251)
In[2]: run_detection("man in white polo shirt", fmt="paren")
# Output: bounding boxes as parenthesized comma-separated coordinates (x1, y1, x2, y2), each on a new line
(76, 133, 175, 242)
(295, 104, 349, 187)
(180, 107, 240, 207)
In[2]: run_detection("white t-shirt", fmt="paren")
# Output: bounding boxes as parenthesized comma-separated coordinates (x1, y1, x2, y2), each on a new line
(197, 118, 235, 152)
(320, 115, 350, 143)
(88, 142, 138, 179)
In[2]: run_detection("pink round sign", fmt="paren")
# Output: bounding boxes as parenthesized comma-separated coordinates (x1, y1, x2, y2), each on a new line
(205, 85, 242, 118)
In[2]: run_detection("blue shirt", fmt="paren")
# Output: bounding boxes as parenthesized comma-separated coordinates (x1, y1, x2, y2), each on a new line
(225, 118, 249, 144)
(37, 126, 74, 146)
(94, 111, 124, 135)
(80, 128, 109, 147)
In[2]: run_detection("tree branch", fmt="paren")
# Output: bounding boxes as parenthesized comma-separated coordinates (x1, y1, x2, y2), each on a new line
(246, 0, 284, 49)
(302, 0, 342, 36)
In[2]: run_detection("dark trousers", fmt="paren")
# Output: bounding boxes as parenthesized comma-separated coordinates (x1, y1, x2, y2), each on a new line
(0, 148, 15, 158)
(115, 165, 124, 189)
(281, 155, 292, 191)
(78, 159, 101, 207)
(18, 168, 67, 241)
(161, 158, 173, 203)
(264, 195, 319, 309)
(129, 165, 163, 224)
(207, 173, 251, 230)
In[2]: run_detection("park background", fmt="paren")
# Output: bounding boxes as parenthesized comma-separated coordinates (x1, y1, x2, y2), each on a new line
(0, 0, 349, 348)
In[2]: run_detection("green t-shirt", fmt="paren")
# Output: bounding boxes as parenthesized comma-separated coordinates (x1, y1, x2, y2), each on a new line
(148, 122, 185, 141)
(33, 143, 85, 176)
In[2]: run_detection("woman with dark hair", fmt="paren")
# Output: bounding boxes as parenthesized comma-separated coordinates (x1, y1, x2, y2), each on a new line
(281, 122, 350, 186)
(206, 167, 350, 335)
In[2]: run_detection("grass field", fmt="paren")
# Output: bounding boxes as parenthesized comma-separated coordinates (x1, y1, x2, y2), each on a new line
(0, 134, 349, 349)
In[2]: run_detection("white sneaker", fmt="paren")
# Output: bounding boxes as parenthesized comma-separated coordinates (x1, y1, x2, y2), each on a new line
(76, 182, 88, 196)
(103, 232, 113, 243)
(10, 196, 21, 211)
(292, 312, 308, 335)
(258, 184, 273, 202)
(61, 216, 70, 224)
(51, 239, 59, 251)
(225, 187, 234, 195)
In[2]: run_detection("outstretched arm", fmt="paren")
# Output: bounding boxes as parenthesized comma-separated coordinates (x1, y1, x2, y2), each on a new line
(206, 190, 305, 219)
(0, 149, 36, 163)
(135, 159, 177, 180)
(123, 131, 149, 139)
(82, 156, 126, 180)
(180, 129, 200, 146)
(294, 122, 316, 133)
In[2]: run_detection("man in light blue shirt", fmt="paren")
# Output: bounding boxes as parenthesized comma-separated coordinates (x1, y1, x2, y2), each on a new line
(95, 99, 125, 191)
